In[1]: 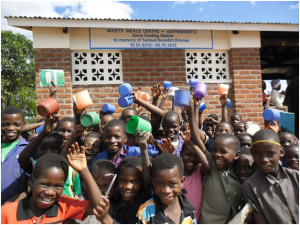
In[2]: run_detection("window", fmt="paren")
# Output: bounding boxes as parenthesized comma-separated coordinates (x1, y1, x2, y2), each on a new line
(185, 50, 230, 83)
(72, 50, 123, 85)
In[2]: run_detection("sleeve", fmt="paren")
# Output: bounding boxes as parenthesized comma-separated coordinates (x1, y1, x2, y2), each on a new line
(73, 172, 82, 196)
(59, 196, 90, 221)
(242, 181, 262, 213)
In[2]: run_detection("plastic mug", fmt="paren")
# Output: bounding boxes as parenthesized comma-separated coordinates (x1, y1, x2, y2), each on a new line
(169, 87, 179, 98)
(218, 84, 229, 95)
(263, 109, 280, 121)
(73, 90, 93, 110)
(118, 96, 133, 108)
(174, 90, 190, 108)
(194, 82, 207, 99)
(118, 83, 133, 97)
(199, 101, 206, 112)
(102, 103, 115, 114)
(226, 99, 231, 108)
(36, 124, 44, 134)
(141, 92, 151, 102)
(126, 115, 152, 135)
(189, 79, 198, 87)
(163, 81, 172, 89)
(37, 98, 60, 117)
(80, 112, 100, 128)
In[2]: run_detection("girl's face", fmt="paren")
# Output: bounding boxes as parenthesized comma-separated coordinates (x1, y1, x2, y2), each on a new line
(235, 154, 255, 183)
(182, 145, 199, 172)
(118, 166, 143, 202)
(38, 137, 61, 157)
(82, 136, 101, 164)
(58, 121, 74, 143)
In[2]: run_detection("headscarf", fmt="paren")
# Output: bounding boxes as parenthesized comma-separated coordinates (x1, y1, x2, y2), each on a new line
(271, 79, 281, 89)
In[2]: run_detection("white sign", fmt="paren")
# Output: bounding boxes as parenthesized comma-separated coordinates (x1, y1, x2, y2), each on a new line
(90, 28, 213, 49)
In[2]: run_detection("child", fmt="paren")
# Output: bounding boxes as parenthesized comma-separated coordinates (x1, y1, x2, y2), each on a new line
(284, 144, 299, 171)
(1, 106, 28, 205)
(243, 129, 299, 223)
(57, 117, 75, 145)
(214, 121, 233, 138)
(100, 114, 115, 133)
(1, 144, 103, 223)
(230, 113, 242, 126)
(279, 131, 297, 149)
(200, 133, 244, 224)
(180, 130, 210, 222)
(82, 132, 101, 165)
(234, 147, 255, 184)
(233, 121, 247, 136)
(237, 133, 252, 150)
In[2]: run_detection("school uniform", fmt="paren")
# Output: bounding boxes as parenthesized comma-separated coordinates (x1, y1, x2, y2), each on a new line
(1, 193, 90, 224)
(243, 165, 299, 224)
(200, 151, 244, 224)
(136, 194, 197, 224)
(1, 138, 29, 205)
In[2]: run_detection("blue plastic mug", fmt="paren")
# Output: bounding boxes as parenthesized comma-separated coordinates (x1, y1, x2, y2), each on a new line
(174, 90, 190, 107)
(163, 81, 172, 89)
(199, 101, 206, 112)
(102, 103, 115, 114)
(194, 82, 207, 99)
(118, 96, 133, 108)
(263, 109, 280, 121)
(118, 83, 133, 97)
(226, 99, 231, 108)
(189, 79, 198, 87)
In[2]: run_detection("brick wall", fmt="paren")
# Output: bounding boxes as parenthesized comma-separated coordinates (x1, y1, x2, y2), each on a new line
(34, 48, 262, 124)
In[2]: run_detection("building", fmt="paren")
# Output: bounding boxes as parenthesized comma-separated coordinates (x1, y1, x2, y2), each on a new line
(6, 16, 299, 125)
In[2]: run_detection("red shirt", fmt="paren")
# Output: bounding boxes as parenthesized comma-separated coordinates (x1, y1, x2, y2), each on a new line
(1, 195, 90, 224)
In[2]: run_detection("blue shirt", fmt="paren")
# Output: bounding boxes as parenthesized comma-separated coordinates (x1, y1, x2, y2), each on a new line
(1, 138, 29, 204)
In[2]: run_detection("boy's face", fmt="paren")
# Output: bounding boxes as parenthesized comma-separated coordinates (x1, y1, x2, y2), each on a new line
(203, 121, 214, 137)
(162, 115, 180, 141)
(279, 133, 295, 149)
(251, 142, 282, 176)
(152, 166, 184, 206)
(58, 121, 74, 143)
(82, 137, 101, 164)
(1, 113, 24, 143)
(214, 123, 232, 138)
(240, 136, 252, 150)
(104, 125, 126, 153)
(30, 167, 65, 210)
(38, 137, 61, 157)
(233, 123, 246, 136)
(212, 138, 239, 170)
(235, 154, 254, 183)
(182, 145, 199, 171)
(230, 115, 241, 126)
(120, 109, 136, 125)
(118, 166, 142, 202)
(285, 146, 299, 171)
(94, 170, 116, 199)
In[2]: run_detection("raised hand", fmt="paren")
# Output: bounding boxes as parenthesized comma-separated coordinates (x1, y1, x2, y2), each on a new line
(93, 197, 112, 223)
(49, 80, 57, 98)
(159, 138, 175, 153)
(151, 84, 161, 99)
(180, 130, 191, 142)
(67, 142, 87, 172)
(135, 129, 151, 150)
(220, 94, 227, 107)
(43, 114, 59, 133)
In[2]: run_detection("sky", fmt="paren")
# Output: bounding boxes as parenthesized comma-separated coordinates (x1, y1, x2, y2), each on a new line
(1, 0, 299, 39)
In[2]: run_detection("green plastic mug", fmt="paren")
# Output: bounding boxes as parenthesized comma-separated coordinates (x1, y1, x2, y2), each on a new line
(80, 112, 100, 128)
(126, 115, 152, 135)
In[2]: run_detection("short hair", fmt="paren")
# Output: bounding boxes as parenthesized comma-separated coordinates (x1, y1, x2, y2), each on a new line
(208, 113, 218, 121)
(85, 132, 101, 140)
(58, 117, 75, 128)
(91, 159, 117, 177)
(252, 129, 279, 143)
(1, 106, 25, 120)
(285, 144, 299, 153)
(235, 121, 247, 130)
(104, 119, 126, 135)
(231, 113, 242, 120)
(33, 153, 68, 182)
(151, 153, 184, 178)
(139, 113, 151, 122)
(279, 131, 295, 139)
(45, 131, 63, 146)
(117, 156, 142, 174)
(215, 133, 240, 153)
(240, 146, 251, 155)
(237, 133, 252, 142)
(102, 114, 115, 121)
(162, 111, 180, 124)
(216, 121, 233, 132)
(120, 108, 137, 118)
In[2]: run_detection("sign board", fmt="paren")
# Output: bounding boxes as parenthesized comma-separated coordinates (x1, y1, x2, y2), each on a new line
(280, 111, 295, 134)
(39, 70, 64, 87)
(90, 28, 213, 49)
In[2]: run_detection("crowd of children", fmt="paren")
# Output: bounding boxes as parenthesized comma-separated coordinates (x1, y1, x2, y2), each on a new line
(1, 81, 299, 224)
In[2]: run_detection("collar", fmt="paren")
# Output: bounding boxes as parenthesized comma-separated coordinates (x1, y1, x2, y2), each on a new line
(17, 192, 59, 221)
(264, 165, 287, 185)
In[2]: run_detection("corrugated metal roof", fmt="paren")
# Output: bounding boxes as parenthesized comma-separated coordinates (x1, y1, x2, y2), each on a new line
(4, 16, 298, 25)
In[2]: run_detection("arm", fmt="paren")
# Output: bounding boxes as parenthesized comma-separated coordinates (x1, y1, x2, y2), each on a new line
(158, 87, 169, 110)
(220, 94, 228, 122)
(151, 84, 161, 106)
(18, 115, 59, 174)
(67, 142, 102, 216)
(22, 121, 45, 132)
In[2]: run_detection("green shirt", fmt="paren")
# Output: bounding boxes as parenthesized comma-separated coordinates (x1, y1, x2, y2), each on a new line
(200, 151, 244, 224)
(1, 140, 19, 161)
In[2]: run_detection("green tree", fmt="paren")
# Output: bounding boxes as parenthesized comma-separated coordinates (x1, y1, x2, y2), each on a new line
(1, 30, 36, 118)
